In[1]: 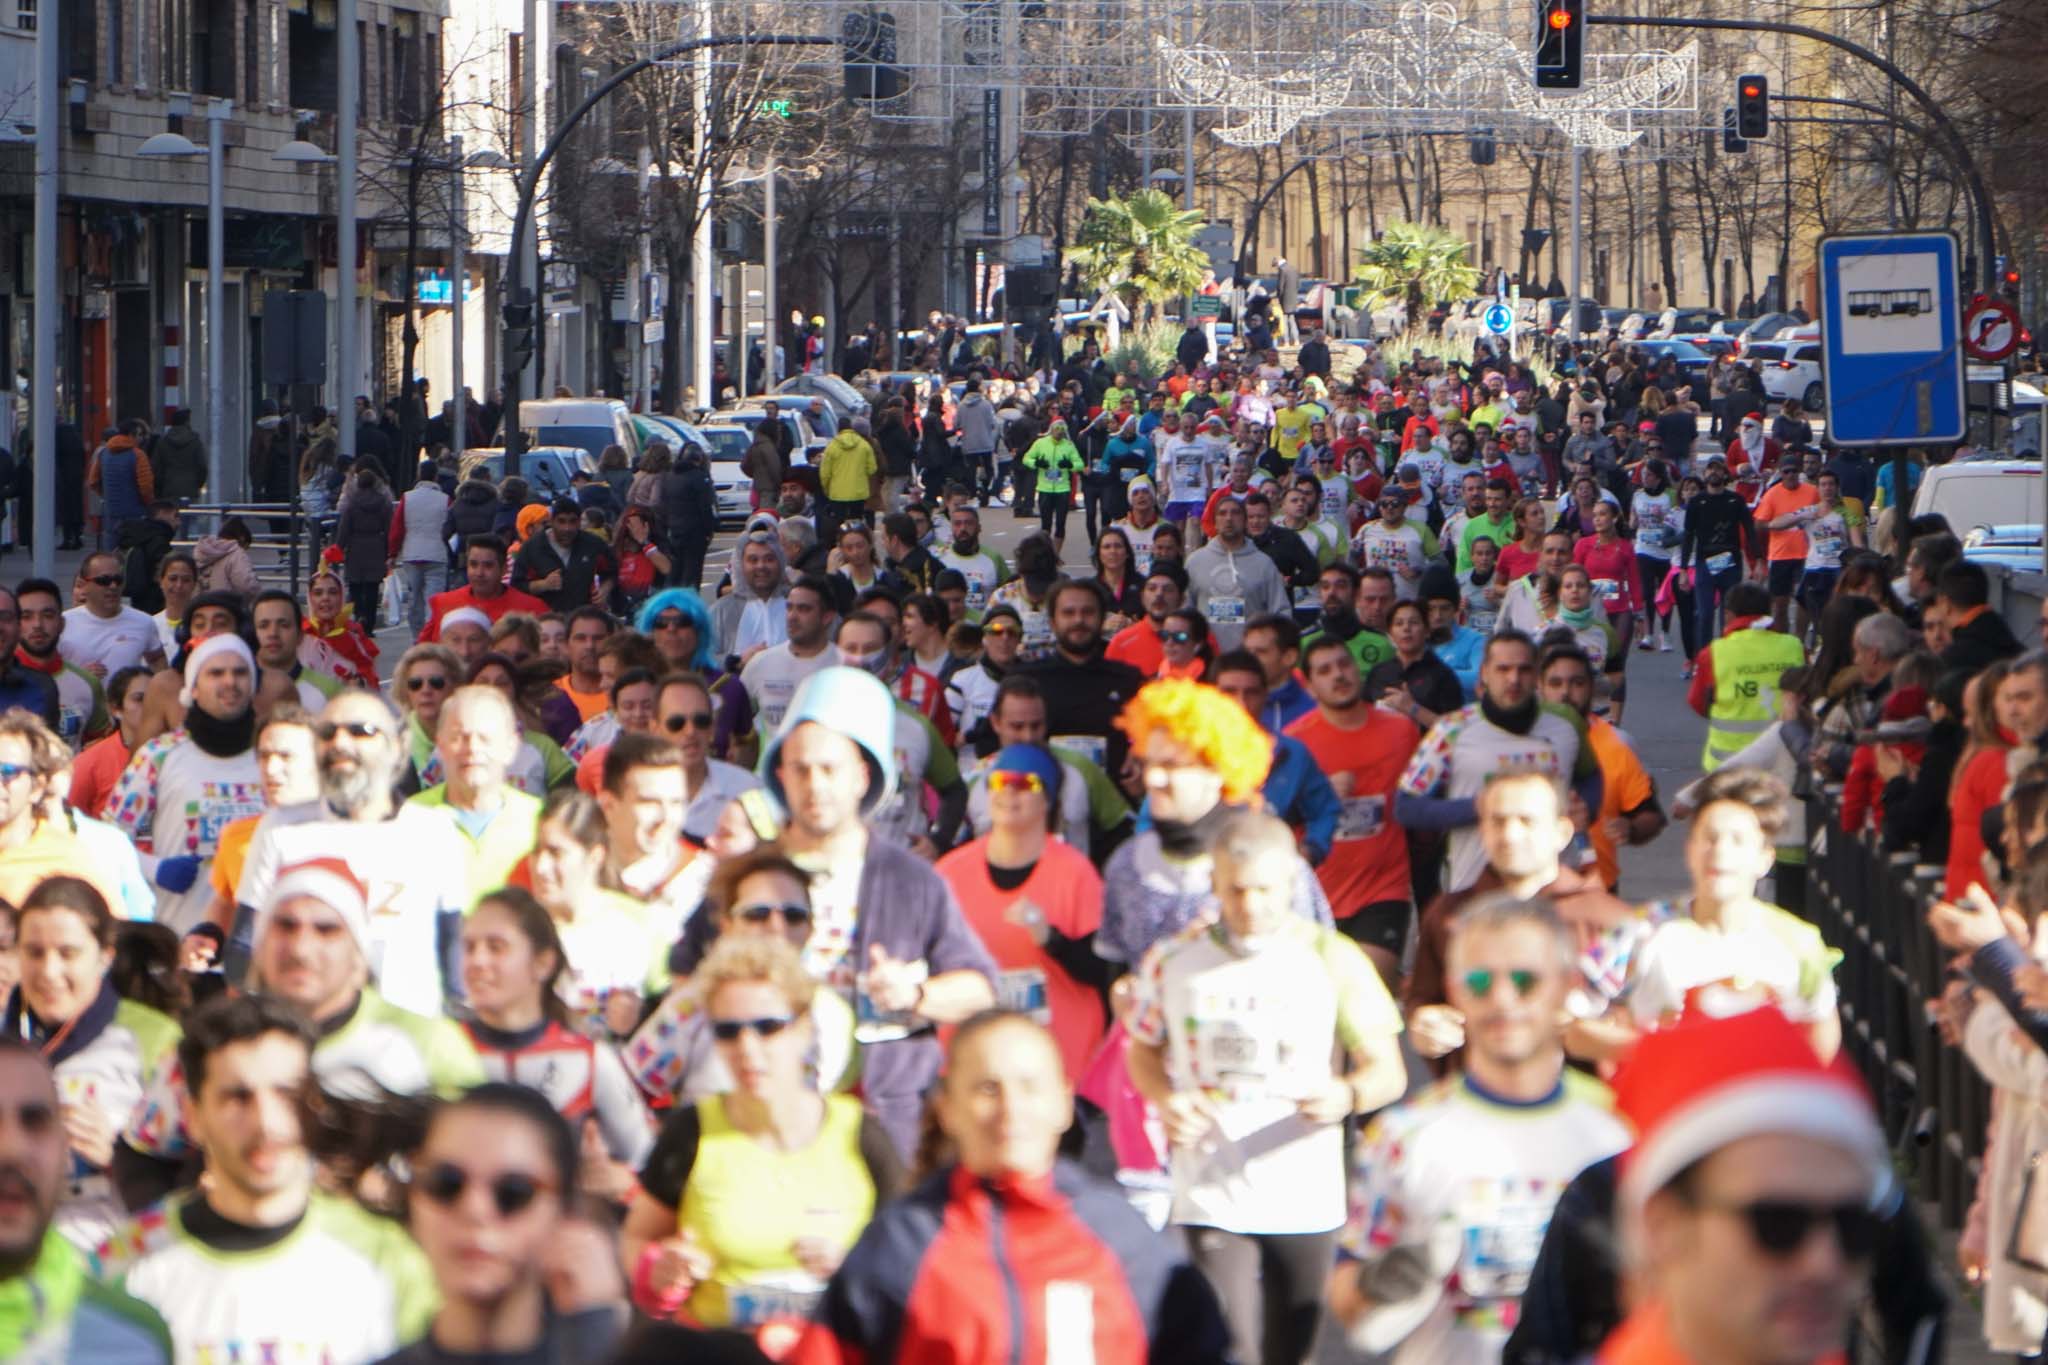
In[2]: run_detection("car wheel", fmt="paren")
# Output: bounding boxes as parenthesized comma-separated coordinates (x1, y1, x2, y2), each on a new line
(1802, 381, 1824, 412)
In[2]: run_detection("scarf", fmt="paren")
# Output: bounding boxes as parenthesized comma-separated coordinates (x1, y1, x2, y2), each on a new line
(1154, 800, 1234, 858)
(186, 702, 256, 758)
(1479, 691, 1540, 735)
(1559, 601, 1602, 631)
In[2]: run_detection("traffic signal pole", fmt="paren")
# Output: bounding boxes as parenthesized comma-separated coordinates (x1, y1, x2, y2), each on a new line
(1589, 14, 2000, 290)
(498, 32, 832, 475)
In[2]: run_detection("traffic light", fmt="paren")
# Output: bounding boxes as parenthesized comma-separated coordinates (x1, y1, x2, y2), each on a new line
(1533, 0, 1584, 90)
(502, 288, 536, 376)
(1722, 107, 1747, 155)
(2003, 267, 2023, 301)
(1469, 129, 1497, 166)
(1736, 74, 1769, 140)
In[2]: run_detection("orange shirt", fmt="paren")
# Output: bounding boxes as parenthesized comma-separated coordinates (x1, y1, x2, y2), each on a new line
(1586, 717, 1655, 890)
(1600, 1302, 1842, 1365)
(1284, 704, 1421, 913)
(1753, 481, 1820, 562)
(208, 814, 262, 903)
(559, 682, 609, 722)
(934, 837, 1107, 1082)
(68, 731, 132, 819)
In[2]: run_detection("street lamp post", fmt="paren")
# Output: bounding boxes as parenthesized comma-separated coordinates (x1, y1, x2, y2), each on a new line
(338, 0, 358, 461)
(31, 0, 57, 575)
(450, 135, 467, 460)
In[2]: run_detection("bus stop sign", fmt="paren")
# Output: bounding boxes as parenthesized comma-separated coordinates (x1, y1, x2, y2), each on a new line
(1818, 231, 1965, 446)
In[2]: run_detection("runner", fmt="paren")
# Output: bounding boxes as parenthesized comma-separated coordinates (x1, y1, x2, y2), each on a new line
(1538, 645, 1666, 895)
(13, 577, 110, 753)
(931, 504, 1009, 622)
(1126, 810, 1406, 1365)
(739, 575, 839, 740)
(526, 789, 666, 1023)
(403, 685, 543, 911)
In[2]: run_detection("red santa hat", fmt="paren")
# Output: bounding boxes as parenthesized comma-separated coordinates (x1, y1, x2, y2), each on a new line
(260, 855, 372, 963)
(1613, 1007, 1887, 1218)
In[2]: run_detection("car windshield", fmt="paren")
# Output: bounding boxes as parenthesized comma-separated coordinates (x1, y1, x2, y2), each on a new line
(701, 429, 752, 460)
(1647, 341, 1709, 361)
(529, 425, 614, 459)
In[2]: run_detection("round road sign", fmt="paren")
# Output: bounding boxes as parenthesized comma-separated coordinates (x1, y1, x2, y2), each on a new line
(1482, 303, 1514, 336)
(1964, 296, 2021, 362)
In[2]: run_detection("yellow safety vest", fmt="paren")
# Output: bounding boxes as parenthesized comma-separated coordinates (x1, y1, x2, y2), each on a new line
(1702, 625, 1807, 770)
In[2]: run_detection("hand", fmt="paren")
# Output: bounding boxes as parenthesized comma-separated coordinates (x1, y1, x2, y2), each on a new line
(791, 1235, 846, 1280)
(63, 1101, 115, 1169)
(1159, 1089, 1218, 1148)
(2020, 964, 2048, 1014)
(1399, 563, 1422, 580)
(1566, 791, 1591, 833)
(645, 1232, 714, 1303)
(1109, 975, 1140, 1025)
(1296, 1078, 1355, 1126)
(1329, 770, 1357, 799)
(905, 834, 939, 861)
(1600, 815, 1631, 846)
(1931, 978, 1978, 1045)
(1928, 884, 2015, 953)
(859, 944, 927, 1015)
(154, 855, 202, 895)
(533, 571, 564, 593)
(180, 931, 220, 971)
(1960, 1238, 1988, 1289)
(1408, 1004, 1466, 1058)
(545, 1218, 628, 1313)
(1005, 899, 1051, 946)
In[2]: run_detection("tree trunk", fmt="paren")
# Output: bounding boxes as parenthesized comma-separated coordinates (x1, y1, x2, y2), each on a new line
(1392, 139, 1413, 222)
(1307, 158, 1326, 278)
(398, 156, 425, 465)
(1655, 146, 1678, 307)
(1518, 148, 1545, 285)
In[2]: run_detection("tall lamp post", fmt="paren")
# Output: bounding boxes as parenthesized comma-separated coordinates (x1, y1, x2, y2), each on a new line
(138, 99, 231, 507)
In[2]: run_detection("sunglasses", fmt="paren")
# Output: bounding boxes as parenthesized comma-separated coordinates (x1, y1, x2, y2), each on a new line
(406, 674, 450, 692)
(732, 902, 813, 927)
(1697, 1197, 1881, 1261)
(82, 574, 122, 588)
(983, 622, 1018, 637)
(416, 1161, 554, 1217)
(315, 720, 388, 742)
(1163, 629, 1197, 645)
(709, 1016, 797, 1042)
(651, 614, 691, 631)
(663, 711, 715, 732)
(0, 761, 29, 784)
(987, 769, 1044, 796)
(1461, 967, 1543, 999)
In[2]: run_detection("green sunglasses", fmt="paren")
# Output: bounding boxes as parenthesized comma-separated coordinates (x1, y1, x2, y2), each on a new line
(1462, 967, 1543, 999)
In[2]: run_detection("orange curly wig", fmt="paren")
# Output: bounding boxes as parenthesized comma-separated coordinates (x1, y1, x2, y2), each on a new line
(1117, 677, 1273, 805)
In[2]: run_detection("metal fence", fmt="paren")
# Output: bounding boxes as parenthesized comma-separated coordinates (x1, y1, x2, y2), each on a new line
(1806, 785, 1992, 1231)
(167, 502, 321, 598)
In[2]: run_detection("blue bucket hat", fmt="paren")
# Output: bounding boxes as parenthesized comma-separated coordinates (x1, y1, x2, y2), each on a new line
(761, 666, 899, 816)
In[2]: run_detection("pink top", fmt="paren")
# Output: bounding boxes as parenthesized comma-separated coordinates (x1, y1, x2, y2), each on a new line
(1574, 534, 1643, 615)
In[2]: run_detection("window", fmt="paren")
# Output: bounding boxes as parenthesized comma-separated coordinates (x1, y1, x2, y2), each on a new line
(393, 10, 420, 126)
(288, 4, 339, 112)
(16, 0, 32, 34)
(195, 0, 236, 98)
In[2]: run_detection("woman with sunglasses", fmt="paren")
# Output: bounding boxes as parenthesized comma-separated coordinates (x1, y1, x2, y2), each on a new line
(299, 568, 380, 688)
(624, 848, 857, 1108)
(7, 875, 186, 1251)
(935, 746, 1108, 1081)
(395, 642, 462, 787)
(1157, 607, 1211, 680)
(621, 935, 902, 1331)
(387, 1083, 629, 1365)
(527, 790, 665, 1028)
(634, 589, 756, 766)
(460, 888, 654, 1199)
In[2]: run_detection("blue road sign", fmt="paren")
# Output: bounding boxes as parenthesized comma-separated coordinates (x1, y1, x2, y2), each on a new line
(1818, 231, 1965, 446)
(1483, 302, 1514, 336)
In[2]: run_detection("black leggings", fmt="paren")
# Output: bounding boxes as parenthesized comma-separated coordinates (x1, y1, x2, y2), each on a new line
(1038, 489, 1070, 541)
(348, 579, 381, 632)
(1638, 555, 1670, 630)
(1184, 1225, 1336, 1365)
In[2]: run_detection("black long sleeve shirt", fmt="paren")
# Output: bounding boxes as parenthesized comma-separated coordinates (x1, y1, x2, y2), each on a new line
(1678, 488, 1759, 568)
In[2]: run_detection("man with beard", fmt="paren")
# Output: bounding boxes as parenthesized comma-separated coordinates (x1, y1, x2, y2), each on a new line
(880, 512, 939, 594)
(709, 526, 791, 663)
(1185, 496, 1290, 653)
(1395, 631, 1599, 894)
(133, 592, 299, 746)
(931, 503, 1009, 623)
(1302, 561, 1393, 676)
(106, 633, 267, 931)
(99, 995, 437, 1365)
(231, 690, 472, 1017)
(1021, 578, 1145, 781)
(1106, 563, 1211, 678)
(0, 584, 59, 730)
(251, 589, 346, 713)
(13, 576, 109, 750)
(0, 1041, 171, 1362)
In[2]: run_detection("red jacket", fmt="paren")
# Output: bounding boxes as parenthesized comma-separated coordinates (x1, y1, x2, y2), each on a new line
(791, 1162, 1230, 1365)
(1946, 739, 2013, 899)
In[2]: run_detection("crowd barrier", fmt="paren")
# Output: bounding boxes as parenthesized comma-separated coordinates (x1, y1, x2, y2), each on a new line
(168, 502, 318, 597)
(1805, 784, 1991, 1231)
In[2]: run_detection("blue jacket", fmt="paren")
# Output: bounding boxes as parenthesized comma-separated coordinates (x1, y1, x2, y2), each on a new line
(1434, 625, 1487, 701)
(1262, 677, 1315, 734)
(1265, 732, 1340, 866)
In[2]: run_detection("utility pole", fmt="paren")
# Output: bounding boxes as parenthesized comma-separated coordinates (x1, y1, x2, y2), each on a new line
(692, 0, 714, 407)
(338, 0, 357, 461)
(30, 0, 56, 576)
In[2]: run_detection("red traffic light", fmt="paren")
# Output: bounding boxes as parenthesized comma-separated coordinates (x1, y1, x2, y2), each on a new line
(2005, 270, 2022, 285)
(1740, 82, 1762, 97)
(1547, 7, 1573, 27)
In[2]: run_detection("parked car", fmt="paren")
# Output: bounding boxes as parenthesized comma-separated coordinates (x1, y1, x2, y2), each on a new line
(518, 398, 642, 465)
(1650, 306, 1725, 338)
(1754, 339, 1824, 411)
(458, 447, 597, 498)
(694, 424, 758, 522)
(630, 413, 713, 460)
(1912, 456, 2046, 532)
(1598, 307, 1634, 339)
(712, 405, 829, 464)
(745, 392, 843, 436)
(1740, 312, 1804, 346)
(1541, 297, 1605, 341)
(775, 371, 871, 419)
(1961, 523, 2044, 574)
(1631, 338, 1715, 393)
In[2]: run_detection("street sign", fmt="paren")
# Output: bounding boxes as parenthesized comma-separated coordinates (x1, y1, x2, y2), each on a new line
(1964, 296, 2021, 362)
(1193, 223, 1235, 281)
(1190, 294, 1223, 318)
(1482, 302, 1514, 335)
(1818, 231, 1966, 446)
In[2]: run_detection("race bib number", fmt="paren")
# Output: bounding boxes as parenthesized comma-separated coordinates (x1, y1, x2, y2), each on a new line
(1335, 793, 1386, 841)
(1194, 1015, 1267, 1088)
(728, 1275, 826, 1328)
(1593, 577, 1623, 605)
(1022, 612, 1054, 650)
(997, 968, 1052, 1024)
(1455, 1190, 1557, 1303)
(1467, 606, 1498, 634)
(1364, 538, 1408, 571)
(1705, 552, 1735, 574)
(965, 580, 990, 611)
(1131, 545, 1154, 576)
(1207, 596, 1246, 625)
(1053, 733, 1106, 769)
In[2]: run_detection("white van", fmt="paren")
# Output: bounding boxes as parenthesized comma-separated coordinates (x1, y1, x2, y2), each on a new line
(1912, 456, 2046, 536)
(518, 398, 642, 466)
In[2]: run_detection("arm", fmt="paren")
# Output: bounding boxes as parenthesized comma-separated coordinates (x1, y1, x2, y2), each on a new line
(1393, 789, 1477, 832)
(1294, 758, 1342, 867)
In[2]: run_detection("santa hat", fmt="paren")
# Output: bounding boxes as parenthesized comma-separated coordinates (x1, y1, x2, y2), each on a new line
(261, 856, 372, 963)
(180, 633, 255, 708)
(1613, 1008, 1887, 1219)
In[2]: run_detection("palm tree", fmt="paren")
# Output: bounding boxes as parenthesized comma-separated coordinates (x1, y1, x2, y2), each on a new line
(1354, 223, 1483, 330)
(1067, 189, 1211, 322)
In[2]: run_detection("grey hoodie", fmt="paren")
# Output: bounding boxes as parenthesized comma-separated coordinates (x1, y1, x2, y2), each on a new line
(955, 392, 1000, 455)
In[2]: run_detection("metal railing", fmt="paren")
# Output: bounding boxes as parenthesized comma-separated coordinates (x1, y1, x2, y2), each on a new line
(1806, 784, 1992, 1230)
(167, 501, 318, 597)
